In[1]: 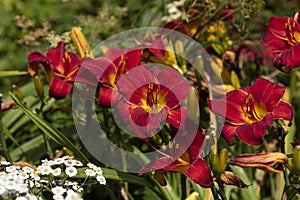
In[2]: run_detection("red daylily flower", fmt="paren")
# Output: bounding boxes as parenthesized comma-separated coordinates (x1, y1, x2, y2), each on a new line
(139, 128, 213, 188)
(28, 41, 81, 99)
(83, 47, 143, 107)
(116, 65, 191, 140)
(261, 11, 300, 72)
(208, 77, 293, 146)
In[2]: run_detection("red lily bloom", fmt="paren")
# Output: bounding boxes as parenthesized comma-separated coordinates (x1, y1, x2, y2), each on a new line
(208, 77, 293, 146)
(115, 65, 191, 140)
(261, 11, 300, 72)
(28, 42, 81, 99)
(83, 47, 143, 107)
(139, 128, 213, 188)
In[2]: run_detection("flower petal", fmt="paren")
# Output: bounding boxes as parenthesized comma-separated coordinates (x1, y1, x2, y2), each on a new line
(98, 87, 122, 107)
(261, 16, 291, 53)
(236, 114, 274, 145)
(184, 158, 213, 188)
(117, 65, 157, 102)
(208, 89, 248, 125)
(273, 101, 293, 122)
(221, 123, 238, 145)
(27, 51, 53, 82)
(156, 68, 191, 108)
(49, 77, 73, 100)
(248, 78, 285, 112)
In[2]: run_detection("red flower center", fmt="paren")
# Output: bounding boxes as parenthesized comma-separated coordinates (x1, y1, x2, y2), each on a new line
(145, 83, 167, 114)
(242, 94, 267, 124)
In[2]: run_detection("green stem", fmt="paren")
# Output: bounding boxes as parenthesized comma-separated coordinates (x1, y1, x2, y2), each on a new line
(210, 183, 221, 200)
(181, 174, 187, 200)
(0, 96, 13, 163)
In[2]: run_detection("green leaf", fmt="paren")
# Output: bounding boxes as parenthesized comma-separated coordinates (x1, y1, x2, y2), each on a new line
(0, 70, 28, 77)
(9, 92, 89, 162)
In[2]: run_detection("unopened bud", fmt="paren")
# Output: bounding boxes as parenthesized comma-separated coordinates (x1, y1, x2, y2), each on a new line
(187, 87, 199, 122)
(220, 171, 248, 188)
(218, 148, 228, 173)
(294, 146, 300, 174)
(211, 153, 219, 173)
(34, 76, 44, 98)
(63, 147, 74, 157)
(12, 85, 24, 100)
(71, 27, 94, 58)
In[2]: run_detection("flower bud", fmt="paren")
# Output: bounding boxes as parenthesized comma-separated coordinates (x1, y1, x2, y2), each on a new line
(218, 148, 228, 173)
(187, 87, 199, 122)
(12, 85, 24, 100)
(293, 146, 300, 174)
(210, 152, 219, 173)
(34, 76, 44, 98)
(229, 152, 288, 173)
(71, 27, 93, 58)
(220, 171, 248, 188)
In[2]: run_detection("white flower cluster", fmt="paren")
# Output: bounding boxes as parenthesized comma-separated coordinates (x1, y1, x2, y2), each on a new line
(0, 156, 106, 199)
(162, 0, 186, 22)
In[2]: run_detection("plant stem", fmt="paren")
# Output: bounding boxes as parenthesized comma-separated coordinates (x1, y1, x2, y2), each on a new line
(0, 96, 13, 163)
(181, 174, 187, 200)
(210, 183, 221, 200)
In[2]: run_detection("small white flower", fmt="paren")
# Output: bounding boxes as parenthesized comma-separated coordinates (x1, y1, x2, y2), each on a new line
(52, 167, 62, 176)
(73, 160, 83, 167)
(18, 171, 30, 180)
(13, 174, 26, 183)
(22, 166, 35, 174)
(0, 161, 11, 166)
(64, 180, 76, 186)
(30, 173, 41, 181)
(72, 184, 83, 193)
(0, 185, 7, 195)
(65, 167, 77, 177)
(87, 163, 97, 169)
(37, 165, 53, 175)
(96, 175, 106, 185)
(5, 165, 19, 173)
(7, 171, 18, 180)
(85, 168, 96, 177)
(53, 194, 65, 200)
(53, 158, 64, 165)
(16, 183, 29, 193)
(5, 180, 16, 190)
(94, 167, 103, 175)
(65, 189, 82, 200)
(64, 159, 77, 167)
(0, 174, 10, 185)
(52, 186, 67, 195)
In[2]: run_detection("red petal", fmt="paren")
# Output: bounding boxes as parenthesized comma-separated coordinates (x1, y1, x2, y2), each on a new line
(98, 87, 122, 107)
(188, 129, 205, 162)
(49, 77, 73, 100)
(279, 43, 300, 70)
(46, 42, 80, 77)
(117, 65, 157, 102)
(184, 158, 213, 188)
(167, 107, 185, 128)
(273, 101, 293, 122)
(208, 89, 248, 125)
(236, 114, 274, 146)
(261, 16, 291, 53)
(139, 157, 175, 175)
(221, 123, 238, 145)
(156, 68, 191, 108)
(249, 78, 285, 112)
